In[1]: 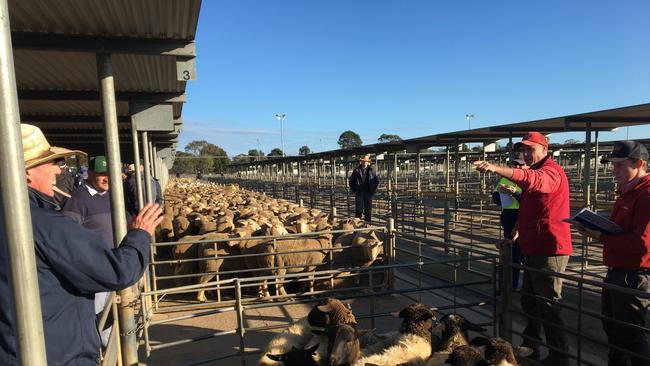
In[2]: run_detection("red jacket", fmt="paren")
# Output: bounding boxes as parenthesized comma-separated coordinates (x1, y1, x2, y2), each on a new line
(600, 174, 650, 269)
(510, 156, 573, 256)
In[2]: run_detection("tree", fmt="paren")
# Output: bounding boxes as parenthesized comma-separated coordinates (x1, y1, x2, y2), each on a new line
(179, 140, 229, 174)
(247, 149, 265, 162)
(268, 148, 284, 157)
(378, 133, 402, 143)
(338, 130, 363, 149)
(471, 145, 482, 152)
(170, 151, 197, 174)
(564, 139, 581, 145)
(231, 154, 250, 164)
(298, 145, 311, 155)
(460, 143, 471, 152)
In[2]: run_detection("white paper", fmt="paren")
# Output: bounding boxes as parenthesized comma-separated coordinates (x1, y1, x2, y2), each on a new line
(499, 193, 513, 207)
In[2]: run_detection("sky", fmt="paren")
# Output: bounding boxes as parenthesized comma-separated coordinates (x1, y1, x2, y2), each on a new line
(180, 0, 650, 157)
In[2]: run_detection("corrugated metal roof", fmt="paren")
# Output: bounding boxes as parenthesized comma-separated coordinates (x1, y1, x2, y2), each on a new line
(15, 51, 185, 92)
(9, 0, 201, 40)
(10, 0, 201, 157)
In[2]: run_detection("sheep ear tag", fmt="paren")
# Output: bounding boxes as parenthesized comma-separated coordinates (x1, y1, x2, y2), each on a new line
(515, 346, 534, 358)
(390, 311, 401, 318)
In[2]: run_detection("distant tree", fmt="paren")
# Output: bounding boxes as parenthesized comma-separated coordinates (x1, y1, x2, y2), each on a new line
(471, 145, 482, 152)
(180, 140, 228, 174)
(460, 143, 471, 152)
(247, 149, 265, 162)
(338, 130, 363, 149)
(268, 148, 284, 157)
(170, 151, 197, 174)
(299, 145, 311, 155)
(232, 154, 250, 164)
(184, 140, 210, 156)
(564, 139, 582, 145)
(378, 134, 402, 143)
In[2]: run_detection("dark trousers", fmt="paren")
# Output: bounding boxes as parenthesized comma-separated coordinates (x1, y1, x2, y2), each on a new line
(500, 209, 522, 288)
(354, 192, 373, 222)
(521, 255, 570, 364)
(602, 269, 650, 366)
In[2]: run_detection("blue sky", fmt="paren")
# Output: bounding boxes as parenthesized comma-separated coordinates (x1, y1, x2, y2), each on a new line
(181, 0, 650, 157)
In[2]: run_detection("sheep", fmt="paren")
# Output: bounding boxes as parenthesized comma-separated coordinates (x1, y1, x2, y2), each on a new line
(259, 297, 357, 366)
(171, 234, 204, 286)
(172, 215, 191, 240)
(266, 343, 320, 366)
(426, 314, 487, 366)
(195, 232, 245, 302)
(353, 303, 438, 366)
(257, 232, 332, 297)
(326, 324, 361, 366)
(469, 337, 533, 366)
(444, 345, 490, 366)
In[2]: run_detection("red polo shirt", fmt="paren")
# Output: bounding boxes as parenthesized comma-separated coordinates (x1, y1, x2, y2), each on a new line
(510, 156, 573, 256)
(600, 174, 650, 269)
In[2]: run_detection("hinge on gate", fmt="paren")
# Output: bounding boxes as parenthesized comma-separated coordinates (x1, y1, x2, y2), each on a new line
(114, 295, 122, 304)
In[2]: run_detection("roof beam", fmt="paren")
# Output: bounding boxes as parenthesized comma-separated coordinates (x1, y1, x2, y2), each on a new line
(18, 89, 186, 103)
(20, 115, 130, 123)
(565, 116, 650, 123)
(11, 32, 196, 58)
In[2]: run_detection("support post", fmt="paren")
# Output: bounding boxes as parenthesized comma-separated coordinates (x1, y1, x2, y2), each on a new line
(142, 132, 153, 204)
(0, 0, 48, 362)
(131, 123, 144, 210)
(415, 151, 421, 198)
(97, 53, 139, 366)
(593, 131, 599, 210)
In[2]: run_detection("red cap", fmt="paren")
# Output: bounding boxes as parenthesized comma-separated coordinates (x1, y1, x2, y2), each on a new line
(514, 131, 548, 149)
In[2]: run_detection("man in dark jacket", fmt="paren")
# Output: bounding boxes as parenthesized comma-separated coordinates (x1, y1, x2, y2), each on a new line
(348, 155, 380, 222)
(476, 131, 572, 366)
(0, 124, 163, 365)
(571, 141, 650, 366)
(124, 163, 161, 217)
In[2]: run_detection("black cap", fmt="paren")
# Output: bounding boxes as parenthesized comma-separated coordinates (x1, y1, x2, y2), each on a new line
(601, 141, 649, 163)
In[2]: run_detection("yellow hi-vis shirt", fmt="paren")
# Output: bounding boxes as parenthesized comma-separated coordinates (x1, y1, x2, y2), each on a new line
(493, 177, 522, 210)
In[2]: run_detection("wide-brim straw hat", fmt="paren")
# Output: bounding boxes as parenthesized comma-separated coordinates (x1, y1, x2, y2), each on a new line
(359, 155, 372, 162)
(22, 124, 85, 169)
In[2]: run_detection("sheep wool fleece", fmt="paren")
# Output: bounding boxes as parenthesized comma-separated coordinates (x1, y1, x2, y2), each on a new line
(0, 188, 152, 365)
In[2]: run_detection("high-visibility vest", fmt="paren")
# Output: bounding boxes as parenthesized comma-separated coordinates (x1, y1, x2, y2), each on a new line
(493, 177, 522, 210)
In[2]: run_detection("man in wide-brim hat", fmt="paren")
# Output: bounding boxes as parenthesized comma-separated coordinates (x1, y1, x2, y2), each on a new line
(348, 154, 380, 222)
(0, 124, 163, 365)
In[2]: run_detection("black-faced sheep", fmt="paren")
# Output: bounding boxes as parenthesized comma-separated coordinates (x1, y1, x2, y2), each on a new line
(426, 314, 487, 366)
(353, 303, 438, 366)
(266, 343, 320, 366)
(260, 298, 357, 366)
(469, 337, 533, 366)
(444, 345, 490, 366)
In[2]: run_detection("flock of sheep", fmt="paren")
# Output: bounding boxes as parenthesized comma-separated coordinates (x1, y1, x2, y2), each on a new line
(261, 297, 533, 366)
(156, 179, 384, 302)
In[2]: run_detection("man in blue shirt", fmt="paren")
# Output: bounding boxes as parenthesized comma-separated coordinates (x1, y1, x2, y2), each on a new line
(348, 155, 380, 222)
(1, 125, 163, 365)
(62, 155, 116, 346)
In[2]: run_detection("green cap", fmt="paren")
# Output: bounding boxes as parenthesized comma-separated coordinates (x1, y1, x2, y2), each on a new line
(89, 155, 108, 173)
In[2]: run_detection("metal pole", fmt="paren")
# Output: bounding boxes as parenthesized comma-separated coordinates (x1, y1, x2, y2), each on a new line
(234, 279, 246, 366)
(593, 131, 599, 210)
(131, 123, 144, 210)
(142, 132, 153, 204)
(445, 147, 450, 192)
(97, 53, 139, 366)
(583, 124, 592, 208)
(0, 0, 47, 362)
(415, 151, 421, 198)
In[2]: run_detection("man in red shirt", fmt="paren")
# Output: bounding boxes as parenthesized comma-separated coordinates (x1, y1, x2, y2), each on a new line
(476, 131, 572, 366)
(572, 140, 649, 366)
